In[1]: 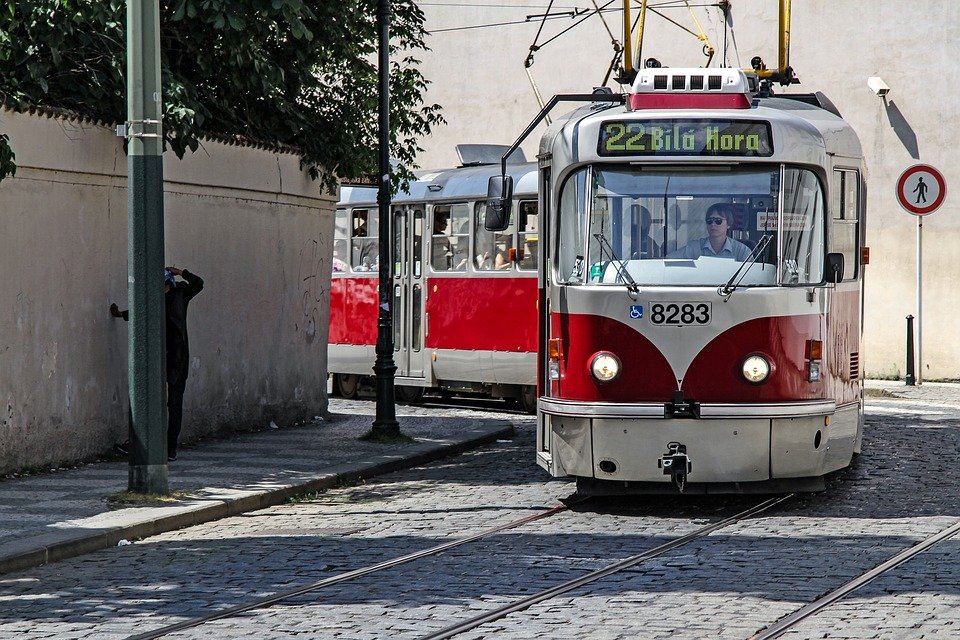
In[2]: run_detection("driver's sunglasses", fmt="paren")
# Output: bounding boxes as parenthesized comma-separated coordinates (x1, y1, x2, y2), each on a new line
(705, 217, 725, 225)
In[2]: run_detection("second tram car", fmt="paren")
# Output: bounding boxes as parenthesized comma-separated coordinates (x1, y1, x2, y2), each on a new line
(497, 68, 867, 493)
(329, 146, 540, 411)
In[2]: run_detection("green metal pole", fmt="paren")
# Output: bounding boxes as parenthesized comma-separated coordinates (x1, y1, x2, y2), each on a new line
(126, 0, 168, 493)
(370, 0, 400, 438)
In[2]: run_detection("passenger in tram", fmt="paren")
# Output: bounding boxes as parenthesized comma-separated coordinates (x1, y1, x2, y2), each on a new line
(630, 205, 661, 259)
(667, 202, 752, 261)
(475, 248, 511, 270)
(475, 250, 492, 269)
(432, 211, 454, 270)
(519, 236, 538, 269)
(332, 239, 348, 273)
(493, 236, 513, 270)
(352, 243, 378, 270)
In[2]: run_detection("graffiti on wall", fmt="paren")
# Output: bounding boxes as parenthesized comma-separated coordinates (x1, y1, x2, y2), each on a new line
(297, 234, 329, 344)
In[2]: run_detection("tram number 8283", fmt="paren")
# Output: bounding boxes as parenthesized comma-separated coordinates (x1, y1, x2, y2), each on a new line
(649, 302, 712, 326)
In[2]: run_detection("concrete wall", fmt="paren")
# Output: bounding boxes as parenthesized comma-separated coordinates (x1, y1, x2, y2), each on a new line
(417, 1, 959, 380)
(0, 109, 335, 474)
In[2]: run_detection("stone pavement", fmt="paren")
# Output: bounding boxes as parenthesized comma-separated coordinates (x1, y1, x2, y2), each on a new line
(0, 401, 515, 577)
(0, 380, 958, 583)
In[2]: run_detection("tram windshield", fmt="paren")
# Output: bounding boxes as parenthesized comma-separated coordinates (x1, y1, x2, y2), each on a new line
(556, 165, 824, 287)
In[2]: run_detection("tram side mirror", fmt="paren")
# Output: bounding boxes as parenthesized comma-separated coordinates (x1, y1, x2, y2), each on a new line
(485, 175, 513, 231)
(826, 252, 844, 283)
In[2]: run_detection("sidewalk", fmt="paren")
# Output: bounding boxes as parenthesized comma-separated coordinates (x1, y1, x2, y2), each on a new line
(0, 400, 515, 577)
(864, 378, 960, 405)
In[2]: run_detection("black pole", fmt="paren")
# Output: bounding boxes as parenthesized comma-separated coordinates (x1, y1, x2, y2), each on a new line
(126, 0, 168, 493)
(905, 315, 916, 386)
(370, 0, 400, 438)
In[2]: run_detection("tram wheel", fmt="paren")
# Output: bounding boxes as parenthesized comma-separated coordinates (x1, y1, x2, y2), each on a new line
(335, 374, 360, 400)
(396, 386, 425, 404)
(519, 385, 537, 414)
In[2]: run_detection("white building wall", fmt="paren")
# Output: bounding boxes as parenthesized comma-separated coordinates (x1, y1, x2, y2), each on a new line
(417, 1, 959, 380)
(0, 109, 335, 473)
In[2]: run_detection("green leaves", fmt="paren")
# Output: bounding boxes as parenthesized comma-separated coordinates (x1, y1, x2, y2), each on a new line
(0, 133, 15, 181)
(0, 0, 443, 192)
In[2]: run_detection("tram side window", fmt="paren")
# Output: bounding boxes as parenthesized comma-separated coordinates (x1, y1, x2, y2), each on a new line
(557, 170, 588, 284)
(474, 202, 514, 271)
(832, 169, 860, 281)
(780, 168, 825, 285)
(333, 208, 349, 274)
(431, 203, 469, 272)
(350, 208, 379, 272)
(518, 201, 539, 270)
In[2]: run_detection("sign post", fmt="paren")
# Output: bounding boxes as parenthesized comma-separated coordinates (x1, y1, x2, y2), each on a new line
(896, 164, 947, 385)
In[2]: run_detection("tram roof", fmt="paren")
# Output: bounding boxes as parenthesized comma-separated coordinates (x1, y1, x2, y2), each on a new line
(541, 91, 863, 165)
(338, 162, 538, 207)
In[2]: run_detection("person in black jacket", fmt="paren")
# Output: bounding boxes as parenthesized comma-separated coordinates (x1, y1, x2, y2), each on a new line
(111, 267, 204, 461)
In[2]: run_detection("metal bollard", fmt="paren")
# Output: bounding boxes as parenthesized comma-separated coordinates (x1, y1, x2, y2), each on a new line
(905, 315, 916, 386)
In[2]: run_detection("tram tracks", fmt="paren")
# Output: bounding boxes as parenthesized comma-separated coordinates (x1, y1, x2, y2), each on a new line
(126, 501, 573, 640)
(749, 518, 960, 639)
(418, 495, 793, 640)
(127, 494, 795, 640)
(127, 486, 956, 640)
(415, 503, 960, 640)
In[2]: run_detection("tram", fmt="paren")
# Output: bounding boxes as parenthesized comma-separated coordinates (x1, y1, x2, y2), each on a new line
(329, 145, 540, 411)
(486, 67, 867, 493)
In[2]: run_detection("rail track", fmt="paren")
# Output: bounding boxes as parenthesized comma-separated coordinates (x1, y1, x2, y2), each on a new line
(129, 494, 799, 640)
(749, 518, 960, 639)
(126, 501, 573, 640)
(419, 495, 793, 640)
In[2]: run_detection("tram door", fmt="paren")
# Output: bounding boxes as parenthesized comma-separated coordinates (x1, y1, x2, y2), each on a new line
(392, 205, 426, 378)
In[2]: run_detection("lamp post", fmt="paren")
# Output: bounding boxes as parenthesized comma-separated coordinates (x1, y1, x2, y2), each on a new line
(370, 0, 400, 438)
(126, 0, 168, 493)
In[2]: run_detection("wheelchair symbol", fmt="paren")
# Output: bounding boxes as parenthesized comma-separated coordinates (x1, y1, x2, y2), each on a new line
(630, 305, 643, 319)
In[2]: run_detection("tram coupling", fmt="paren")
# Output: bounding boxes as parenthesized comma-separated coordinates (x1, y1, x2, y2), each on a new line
(658, 442, 692, 492)
(666, 391, 700, 418)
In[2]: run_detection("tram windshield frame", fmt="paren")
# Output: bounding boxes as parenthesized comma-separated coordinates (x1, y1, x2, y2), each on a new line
(555, 164, 825, 287)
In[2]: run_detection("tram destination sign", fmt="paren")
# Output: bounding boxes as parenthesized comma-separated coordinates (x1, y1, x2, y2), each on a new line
(597, 119, 773, 157)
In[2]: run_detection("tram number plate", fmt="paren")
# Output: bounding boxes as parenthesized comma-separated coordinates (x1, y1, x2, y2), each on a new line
(649, 302, 712, 326)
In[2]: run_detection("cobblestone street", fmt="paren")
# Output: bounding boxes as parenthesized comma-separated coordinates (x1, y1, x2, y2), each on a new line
(2, 393, 960, 639)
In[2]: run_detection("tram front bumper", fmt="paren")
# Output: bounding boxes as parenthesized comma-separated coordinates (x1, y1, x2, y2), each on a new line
(538, 398, 841, 484)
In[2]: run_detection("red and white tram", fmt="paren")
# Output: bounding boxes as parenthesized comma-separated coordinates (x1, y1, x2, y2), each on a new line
(329, 146, 540, 411)
(488, 68, 867, 493)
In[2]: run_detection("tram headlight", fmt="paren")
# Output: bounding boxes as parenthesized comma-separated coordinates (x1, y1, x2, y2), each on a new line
(591, 352, 621, 383)
(742, 354, 771, 384)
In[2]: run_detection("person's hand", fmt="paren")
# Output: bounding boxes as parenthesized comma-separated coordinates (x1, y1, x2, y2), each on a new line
(109, 303, 122, 318)
(165, 266, 183, 276)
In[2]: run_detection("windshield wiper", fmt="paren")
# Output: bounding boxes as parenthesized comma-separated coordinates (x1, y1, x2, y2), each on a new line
(592, 232, 640, 293)
(719, 234, 772, 299)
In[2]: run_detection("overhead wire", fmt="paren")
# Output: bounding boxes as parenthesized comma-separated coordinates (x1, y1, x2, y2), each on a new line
(536, 0, 617, 48)
(524, 0, 557, 118)
(429, 2, 719, 35)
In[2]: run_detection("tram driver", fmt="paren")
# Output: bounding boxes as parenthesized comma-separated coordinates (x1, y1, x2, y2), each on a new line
(667, 202, 752, 261)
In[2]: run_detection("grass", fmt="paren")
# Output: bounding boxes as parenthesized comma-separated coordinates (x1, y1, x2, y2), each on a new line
(288, 476, 371, 504)
(358, 430, 416, 445)
(863, 387, 899, 398)
(106, 490, 194, 509)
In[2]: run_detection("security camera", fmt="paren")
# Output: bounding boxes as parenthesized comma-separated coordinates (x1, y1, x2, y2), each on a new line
(867, 76, 890, 97)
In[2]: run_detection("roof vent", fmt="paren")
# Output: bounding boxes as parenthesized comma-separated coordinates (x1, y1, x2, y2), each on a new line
(455, 144, 526, 167)
(628, 68, 757, 110)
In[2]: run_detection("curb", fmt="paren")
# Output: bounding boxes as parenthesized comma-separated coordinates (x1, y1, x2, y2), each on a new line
(0, 422, 514, 577)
